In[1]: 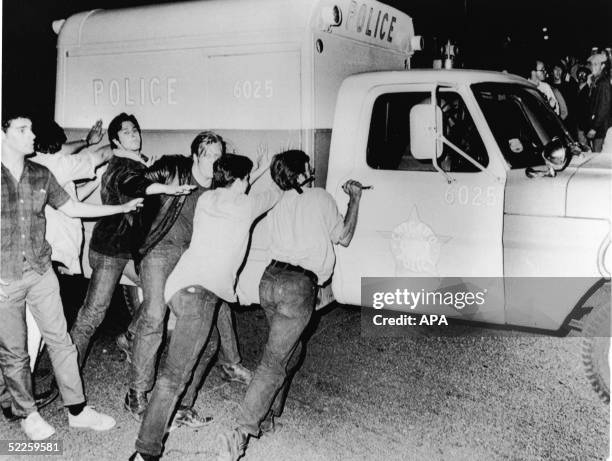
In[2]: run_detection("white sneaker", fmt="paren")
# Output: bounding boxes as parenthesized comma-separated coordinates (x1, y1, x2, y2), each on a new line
(20, 411, 56, 440)
(68, 406, 116, 431)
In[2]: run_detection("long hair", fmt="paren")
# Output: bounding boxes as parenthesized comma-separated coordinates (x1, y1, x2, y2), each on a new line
(269, 150, 310, 191)
(108, 113, 141, 149)
(190, 131, 226, 158)
(145, 155, 192, 185)
(212, 154, 253, 189)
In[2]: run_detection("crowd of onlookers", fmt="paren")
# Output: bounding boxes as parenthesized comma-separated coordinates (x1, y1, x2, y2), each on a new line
(525, 47, 612, 152)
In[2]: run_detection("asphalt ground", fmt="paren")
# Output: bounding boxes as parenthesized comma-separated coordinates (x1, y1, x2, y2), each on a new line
(0, 278, 609, 461)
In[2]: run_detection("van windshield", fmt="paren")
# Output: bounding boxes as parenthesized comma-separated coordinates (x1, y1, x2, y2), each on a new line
(472, 82, 573, 169)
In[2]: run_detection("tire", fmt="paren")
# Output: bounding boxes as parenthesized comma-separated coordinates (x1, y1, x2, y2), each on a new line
(581, 283, 610, 404)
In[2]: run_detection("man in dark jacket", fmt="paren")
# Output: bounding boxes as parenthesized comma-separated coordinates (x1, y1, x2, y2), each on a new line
(586, 53, 612, 152)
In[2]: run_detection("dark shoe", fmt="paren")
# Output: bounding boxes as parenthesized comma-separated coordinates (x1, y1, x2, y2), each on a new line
(35, 379, 59, 409)
(124, 389, 148, 421)
(116, 332, 133, 363)
(218, 363, 253, 385)
(173, 406, 213, 429)
(2, 404, 19, 422)
(216, 428, 249, 461)
(128, 452, 159, 461)
(260, 412, 282, 436)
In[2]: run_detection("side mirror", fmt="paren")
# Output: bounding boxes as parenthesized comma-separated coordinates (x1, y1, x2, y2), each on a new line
(526, 137, 569, 178)
(410, 104, 443, 160)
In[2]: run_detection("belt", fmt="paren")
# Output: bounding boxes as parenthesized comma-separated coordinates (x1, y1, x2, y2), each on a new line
(269, 260, 317, 284)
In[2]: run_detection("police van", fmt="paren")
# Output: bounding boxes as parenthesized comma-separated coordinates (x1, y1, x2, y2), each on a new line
(53, 0, 610, 400)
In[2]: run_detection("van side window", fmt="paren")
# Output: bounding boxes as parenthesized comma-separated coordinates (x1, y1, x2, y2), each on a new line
(367, 92, 436, 171)
(367, 92, 488, 172)
(438, 92, 489, 172)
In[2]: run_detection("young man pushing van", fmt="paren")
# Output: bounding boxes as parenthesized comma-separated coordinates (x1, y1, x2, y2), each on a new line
(217, 150, 363, 461)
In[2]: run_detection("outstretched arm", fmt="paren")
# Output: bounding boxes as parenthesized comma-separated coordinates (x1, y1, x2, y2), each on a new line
(58, 197, 143, 218)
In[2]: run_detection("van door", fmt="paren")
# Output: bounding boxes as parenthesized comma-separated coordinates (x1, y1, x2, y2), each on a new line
(331, 84, 507, 323)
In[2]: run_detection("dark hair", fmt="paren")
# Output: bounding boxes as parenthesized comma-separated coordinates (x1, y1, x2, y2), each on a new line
(190, 131, 226, 158)
(212, 154, 253, 189)
(145, 155, 192, 185)
(270, 150, 310, 191)
(108, 113, 141, 149)
(33, 120, 67, 154)
(1, 111, 31, 133)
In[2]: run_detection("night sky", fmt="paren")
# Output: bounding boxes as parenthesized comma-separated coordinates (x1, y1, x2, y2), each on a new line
(2, 0, 611, 120)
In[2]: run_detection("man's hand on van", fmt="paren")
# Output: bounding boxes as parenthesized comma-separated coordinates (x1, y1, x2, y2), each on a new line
(85, 119, 105, 146)
(342, 180, 364, 200)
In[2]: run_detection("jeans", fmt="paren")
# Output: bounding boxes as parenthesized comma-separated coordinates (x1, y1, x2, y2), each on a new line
(0, 267, 85, 417)
(135, 285, 219, 457)
(238, 263, 316, 435)
(130, 244, 241, 394)
(70, 249, 129, 368)
(130, 244, 183, 392)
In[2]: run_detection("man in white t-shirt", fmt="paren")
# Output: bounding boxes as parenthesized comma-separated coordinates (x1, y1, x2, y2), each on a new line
(217, 150, 364, 461)
(131, 154, 280, 461)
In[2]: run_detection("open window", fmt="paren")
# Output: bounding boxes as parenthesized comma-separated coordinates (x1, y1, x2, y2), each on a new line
(367, 91, 488, 173)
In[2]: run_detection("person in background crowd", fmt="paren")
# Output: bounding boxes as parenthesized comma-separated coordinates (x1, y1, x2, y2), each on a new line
(217, 151, 364, 461)
(529, 60, 560, 115)
(130, 154, 280, 461)
(122, 132, 257, 424)
(69, 113, 195, 369)
(551, 62, 578, 134)
(576, 66, 593, 146)
(586, 53, 612, 152)
(0, 111, 143, 440)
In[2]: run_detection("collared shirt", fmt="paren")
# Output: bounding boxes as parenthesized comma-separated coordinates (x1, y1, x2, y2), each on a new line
(164, 186, 280, 303)
(89, 156, 153, 258)
(30, 152, 97, 274)
(268, 188, 344, 284)
(1, 161, 70, 281)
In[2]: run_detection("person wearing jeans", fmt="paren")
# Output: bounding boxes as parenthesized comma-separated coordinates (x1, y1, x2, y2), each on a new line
(124, 135, 255, 425)
(0, 112, 142, 440)
(130, 154, 280, 461)
(217, 150, 363, 461)
(70, 113, 194, 370)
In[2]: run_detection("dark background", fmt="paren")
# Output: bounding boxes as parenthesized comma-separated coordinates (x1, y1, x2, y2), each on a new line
(2, 0, 611, 120)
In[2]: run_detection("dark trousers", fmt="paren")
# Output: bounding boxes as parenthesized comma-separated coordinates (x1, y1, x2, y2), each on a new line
(70, 249, 129, 367)
(135, 285, 219, 456)
(130, 244, 242, 396)
(238, 263, 316, 435)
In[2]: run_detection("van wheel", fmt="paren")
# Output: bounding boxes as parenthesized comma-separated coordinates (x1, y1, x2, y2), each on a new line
(581, 283, 610, 403)
(122, 285, 142, 318)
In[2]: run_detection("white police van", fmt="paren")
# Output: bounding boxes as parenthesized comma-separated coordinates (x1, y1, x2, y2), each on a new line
(53, 0, 610, 400)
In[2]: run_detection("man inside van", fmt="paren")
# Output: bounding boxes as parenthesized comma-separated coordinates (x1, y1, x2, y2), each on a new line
(0, 111, 142, 440)
(217, 150, 363, 461)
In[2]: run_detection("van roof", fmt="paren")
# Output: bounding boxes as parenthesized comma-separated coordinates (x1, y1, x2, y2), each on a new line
(342, 69, 530, 87)
(56, 0, 413, 52)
